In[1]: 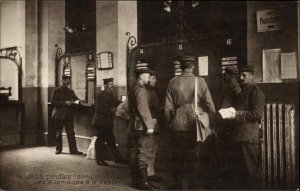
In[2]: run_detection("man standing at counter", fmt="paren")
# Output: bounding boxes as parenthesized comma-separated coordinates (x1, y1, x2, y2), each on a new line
(50, 75, 83, 155)
(92, 78, 126, 166)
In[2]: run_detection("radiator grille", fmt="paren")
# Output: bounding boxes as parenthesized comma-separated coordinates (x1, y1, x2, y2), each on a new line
(261, 103, 296, 189)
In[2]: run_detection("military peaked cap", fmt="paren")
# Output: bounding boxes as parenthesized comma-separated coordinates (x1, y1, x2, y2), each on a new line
(225, 66, 239, 75)
(134, 68, 152, 75)
(103, 78, 114, 84)
(62, 75, 71, 80)
(240, 65, 254, 73)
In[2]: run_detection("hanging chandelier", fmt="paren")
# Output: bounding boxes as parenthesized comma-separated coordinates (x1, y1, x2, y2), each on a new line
(163, 0, 199, 12)
(163, 1, 200, 55)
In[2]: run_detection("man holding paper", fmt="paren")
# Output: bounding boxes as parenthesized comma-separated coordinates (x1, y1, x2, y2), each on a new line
(50, 75, 83, 155)
(218, 65, 265, 189)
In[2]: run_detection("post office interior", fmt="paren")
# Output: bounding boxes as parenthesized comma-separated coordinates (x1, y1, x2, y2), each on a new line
(0, 1, 299, 189)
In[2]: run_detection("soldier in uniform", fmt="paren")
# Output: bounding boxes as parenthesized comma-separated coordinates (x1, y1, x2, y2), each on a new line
(128, 68, 159, 190)
(219, 66, 241, 108)
(50, 75, 83, 155)
(164, 56, 216, 189)
(92, 78, 126, 166)
(228, 65, 265, 189)
(215, 66, 241, 187)
(146, 71, 162, 182)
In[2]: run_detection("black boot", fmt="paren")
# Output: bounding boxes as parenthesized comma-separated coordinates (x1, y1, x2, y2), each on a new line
(130, 165, 139, 188)
(135, 168, 160, 190)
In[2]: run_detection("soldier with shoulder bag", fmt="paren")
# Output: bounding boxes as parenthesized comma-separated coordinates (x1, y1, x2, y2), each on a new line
(164, 55, 216, 189)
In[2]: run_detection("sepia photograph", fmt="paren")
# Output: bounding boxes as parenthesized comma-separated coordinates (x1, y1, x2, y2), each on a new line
(0, 1, 299, 190)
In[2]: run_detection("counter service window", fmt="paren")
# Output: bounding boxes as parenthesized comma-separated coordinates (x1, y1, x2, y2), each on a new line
(0, 47, 22, 101)
(56, 51, 96, 104)
(70, 55, 87, 100)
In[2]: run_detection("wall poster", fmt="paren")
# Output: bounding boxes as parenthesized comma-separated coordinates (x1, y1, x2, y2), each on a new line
(262, 48, 281, 83)
(281, 52, 297, 79)
(198, 56, 208, 76)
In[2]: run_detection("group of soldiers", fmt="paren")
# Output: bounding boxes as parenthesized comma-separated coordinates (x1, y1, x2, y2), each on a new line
(127, 55, 265, 190)
(50, 54, 265, 190)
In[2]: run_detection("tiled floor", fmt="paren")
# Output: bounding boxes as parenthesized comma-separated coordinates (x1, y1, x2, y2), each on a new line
(0, 146, 174, 191)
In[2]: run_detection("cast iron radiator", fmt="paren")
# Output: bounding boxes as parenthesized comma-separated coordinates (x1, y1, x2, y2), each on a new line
(260, 103, 297, 189)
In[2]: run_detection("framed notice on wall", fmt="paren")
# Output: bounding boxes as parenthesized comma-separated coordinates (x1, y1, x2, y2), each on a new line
(97, 51, 113, 70)
(198, 56, 208, 76)
(281, 52, 297, 79)
(262, 48, 281, 83)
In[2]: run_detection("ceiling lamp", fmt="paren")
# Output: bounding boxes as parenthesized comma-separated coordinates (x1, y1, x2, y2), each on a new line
(192, 0, 199, 8)
(164, 0, 171, 12)
(163, 0, 199, 12)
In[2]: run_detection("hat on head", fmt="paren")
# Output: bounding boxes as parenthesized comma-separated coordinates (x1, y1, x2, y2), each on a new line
(62, 75, 71, 80)
(240, 65, 254, 73)
(134, 68, 152, 75)
(178, 55, 195, 70)
(225, 66, 239, 75)
(179, 55, 195, 63)
(103, 78, 113, 84)
(135, 60, 152, 76)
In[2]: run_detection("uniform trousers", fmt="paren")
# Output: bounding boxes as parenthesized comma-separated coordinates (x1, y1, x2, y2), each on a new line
(129, 132, 154, 183)
(197, 134, 218, 188)
(231, 142, 263, 189)
(94, 125, 122, 162)
(171, 131, 199, 188)
(147, 134, 159, 176)
(54, 119, 78, 153)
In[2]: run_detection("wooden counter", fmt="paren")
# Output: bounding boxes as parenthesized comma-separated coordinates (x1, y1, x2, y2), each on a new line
(0, 101, 25, 146)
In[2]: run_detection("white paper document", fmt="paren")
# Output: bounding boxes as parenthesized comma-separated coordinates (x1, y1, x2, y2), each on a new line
(218, 107, 236, 119)
(198, 56, 208, 76)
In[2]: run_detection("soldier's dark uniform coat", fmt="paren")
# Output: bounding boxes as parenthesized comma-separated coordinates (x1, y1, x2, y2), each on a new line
(234, 83, 265, 143)
(92, 89, 122, 162)
(128, 81, 156, 187)
(215, 75, 241, 184)
(148, 88, 160, 121)
(92, 89, 120, 128)
(50, 85, 80, 153)
(129, 83, 155, 131)
(51, 86, 79, 120)
(164, 71, 216, 128)
(231, 82, 265, 189)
